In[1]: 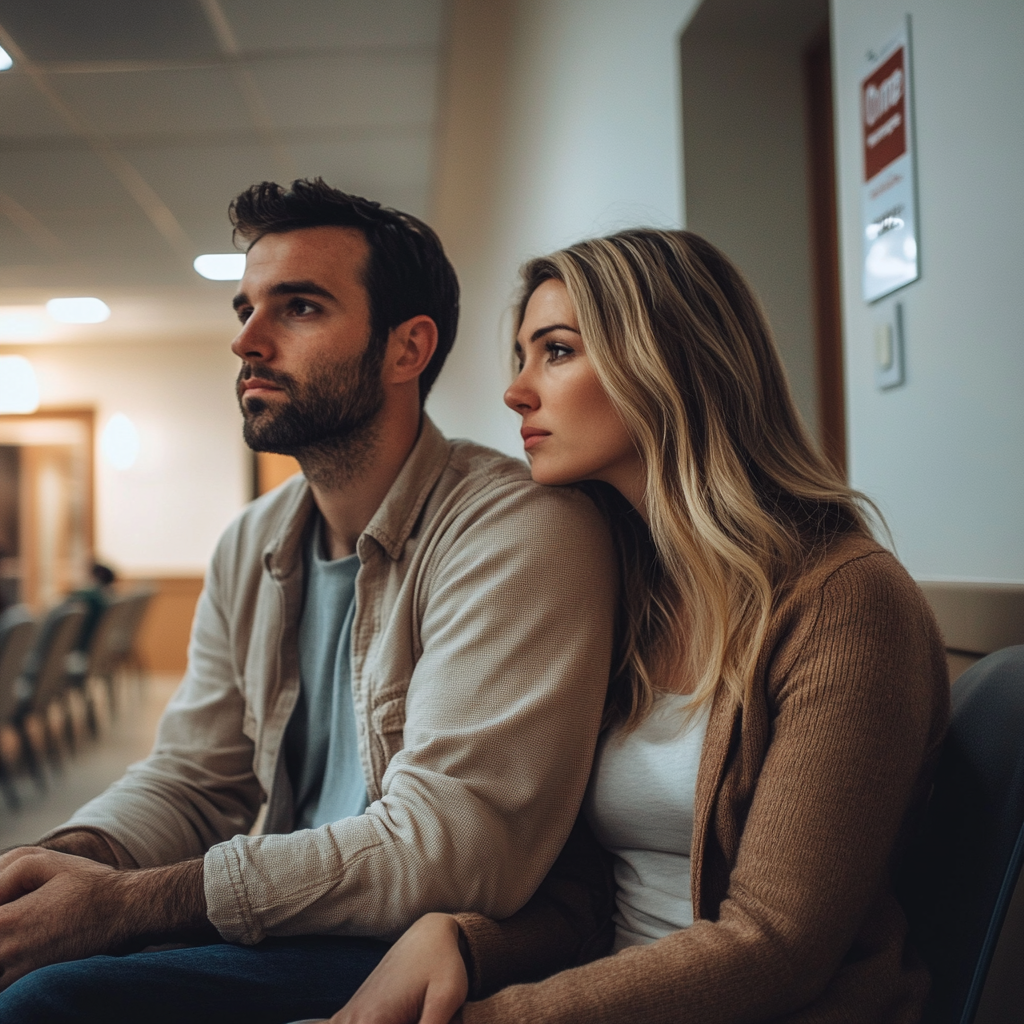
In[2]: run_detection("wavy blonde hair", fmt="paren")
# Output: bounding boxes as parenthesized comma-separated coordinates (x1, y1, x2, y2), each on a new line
(516, 229, 879, 726)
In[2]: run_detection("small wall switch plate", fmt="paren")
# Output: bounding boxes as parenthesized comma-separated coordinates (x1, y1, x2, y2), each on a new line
(875, 302, 905, 390)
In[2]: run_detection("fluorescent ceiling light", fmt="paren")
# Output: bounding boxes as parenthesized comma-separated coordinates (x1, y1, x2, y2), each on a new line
(0, 355, 40, 413)
(46, 296, 111, 324)
(194, 253, 246, 281)
(0, 45, 12, 72)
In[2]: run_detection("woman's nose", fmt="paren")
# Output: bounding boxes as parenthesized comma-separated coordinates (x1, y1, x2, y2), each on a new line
(504, 373, 538, 413)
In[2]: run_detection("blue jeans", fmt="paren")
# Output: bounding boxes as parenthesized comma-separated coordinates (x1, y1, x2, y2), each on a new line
(0, 935, 390, 1024)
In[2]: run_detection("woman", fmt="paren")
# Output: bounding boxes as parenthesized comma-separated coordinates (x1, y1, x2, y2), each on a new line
(330, 229, 949, 1023)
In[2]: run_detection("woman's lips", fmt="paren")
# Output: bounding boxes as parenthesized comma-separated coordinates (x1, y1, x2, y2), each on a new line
(521, 427, 551, 451)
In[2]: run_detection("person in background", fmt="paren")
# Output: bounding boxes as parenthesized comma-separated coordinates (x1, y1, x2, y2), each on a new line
(69, 562, 117, 654)
(331, 228, 949, 1024)
(0, 181, 617, 1024)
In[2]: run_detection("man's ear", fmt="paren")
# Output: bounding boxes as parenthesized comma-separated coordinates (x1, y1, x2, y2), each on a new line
(384, 315, 438, 386)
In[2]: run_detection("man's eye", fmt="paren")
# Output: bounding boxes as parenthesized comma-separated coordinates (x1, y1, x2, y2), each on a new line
(291, 299, 317, 315)
(236, 308, 252, 324)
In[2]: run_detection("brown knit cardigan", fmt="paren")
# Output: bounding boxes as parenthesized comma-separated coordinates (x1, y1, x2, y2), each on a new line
(454, 535, 950, 1023)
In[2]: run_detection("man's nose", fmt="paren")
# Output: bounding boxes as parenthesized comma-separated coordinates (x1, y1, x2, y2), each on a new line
(230, 311, 274, 362)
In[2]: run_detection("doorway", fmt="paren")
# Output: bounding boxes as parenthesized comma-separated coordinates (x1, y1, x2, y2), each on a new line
(680, 0, 846, 474)
(0, 408, 94, 611)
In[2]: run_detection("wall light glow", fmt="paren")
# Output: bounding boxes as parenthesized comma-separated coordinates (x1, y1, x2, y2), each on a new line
(0, 45, 12, 72)
(0, 355, 41, 413)
(101, 413, 141, 470)
(46, 297, 111, 324)
(194, 253, 246, 281)
(0, 310, 46, 340)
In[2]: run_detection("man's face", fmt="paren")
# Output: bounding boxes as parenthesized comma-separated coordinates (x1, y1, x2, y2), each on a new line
(230, 226, 385, 457)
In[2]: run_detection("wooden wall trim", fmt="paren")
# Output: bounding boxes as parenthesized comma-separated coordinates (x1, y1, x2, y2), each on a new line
(125, 575, 204, 675)
(918, 581, 1024, 656)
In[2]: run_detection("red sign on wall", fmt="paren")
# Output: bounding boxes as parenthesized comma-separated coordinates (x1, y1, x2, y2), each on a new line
(860, 19, 918, 302)
(862, 46, 907, 182)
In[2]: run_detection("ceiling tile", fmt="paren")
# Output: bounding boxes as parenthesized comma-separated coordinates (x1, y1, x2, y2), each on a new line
(45, 66, 252, 137)
(220, 0, 444, 51)
(0, 74, 78, 137)
(0, 0, 219, 62)
(248, 52, 438, 130)
(0, 148, 127, 213)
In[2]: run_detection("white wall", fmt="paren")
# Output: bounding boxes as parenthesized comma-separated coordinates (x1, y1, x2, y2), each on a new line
(427, 0, 699, 457)
(8, 339, 248, 575)
(831, 0, 1024, 581)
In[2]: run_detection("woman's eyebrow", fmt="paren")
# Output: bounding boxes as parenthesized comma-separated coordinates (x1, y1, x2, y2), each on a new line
(530, 323, 581, 343)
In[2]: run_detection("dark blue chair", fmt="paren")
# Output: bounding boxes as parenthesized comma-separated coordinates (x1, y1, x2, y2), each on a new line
(899, 645, 1024, 1024)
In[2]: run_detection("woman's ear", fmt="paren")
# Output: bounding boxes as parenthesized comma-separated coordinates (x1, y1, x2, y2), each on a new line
(384, 315, 438, 387)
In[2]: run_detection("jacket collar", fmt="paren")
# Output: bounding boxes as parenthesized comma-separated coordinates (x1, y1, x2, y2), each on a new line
(263, 414, 451, 577)
(362, 415, 451, 561)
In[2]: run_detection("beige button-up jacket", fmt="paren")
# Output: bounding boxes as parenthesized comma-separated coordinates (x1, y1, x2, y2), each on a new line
(56, 418, 617, 944)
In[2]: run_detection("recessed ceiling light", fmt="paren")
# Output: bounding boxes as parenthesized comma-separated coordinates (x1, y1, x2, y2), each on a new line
(46, 297, 111, 324)
(194, 253, 246, 281)
(0, 46, 12, 72)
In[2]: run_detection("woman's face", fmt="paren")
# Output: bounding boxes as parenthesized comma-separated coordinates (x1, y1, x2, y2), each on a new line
(504, 279, 642, 499)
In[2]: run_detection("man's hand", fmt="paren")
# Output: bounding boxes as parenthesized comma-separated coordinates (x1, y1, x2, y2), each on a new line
(0, 847, 212, 990)
(331, 913, 468, 1024)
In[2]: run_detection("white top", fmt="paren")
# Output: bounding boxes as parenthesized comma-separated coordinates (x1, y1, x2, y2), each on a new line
(584, 691, 709, 952)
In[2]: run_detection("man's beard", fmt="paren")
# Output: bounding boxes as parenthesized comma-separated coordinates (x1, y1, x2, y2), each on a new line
(237, 343, 385, 488)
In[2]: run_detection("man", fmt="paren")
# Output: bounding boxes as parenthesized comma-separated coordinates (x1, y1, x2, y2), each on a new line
(0, 180, 617, 1022)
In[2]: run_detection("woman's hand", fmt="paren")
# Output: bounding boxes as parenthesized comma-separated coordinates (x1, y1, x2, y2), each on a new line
(331, 912, 469, 1024)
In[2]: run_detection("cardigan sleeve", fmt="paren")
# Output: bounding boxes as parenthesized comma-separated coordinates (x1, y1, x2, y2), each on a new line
(454, 814, 617, 999)
(460, 551, 949, 1024)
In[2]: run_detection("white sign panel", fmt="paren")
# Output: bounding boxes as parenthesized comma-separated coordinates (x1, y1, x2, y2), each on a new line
(861, 19, 919, 303)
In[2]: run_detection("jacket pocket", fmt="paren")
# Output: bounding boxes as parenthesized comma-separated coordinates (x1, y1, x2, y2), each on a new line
(371, 695, 407, 768)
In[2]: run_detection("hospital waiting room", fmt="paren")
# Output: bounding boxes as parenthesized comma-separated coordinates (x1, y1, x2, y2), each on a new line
(0, 2, 1021, 1022)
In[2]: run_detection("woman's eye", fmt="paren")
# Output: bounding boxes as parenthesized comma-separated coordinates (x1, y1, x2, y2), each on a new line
(546, 342, 574, 362)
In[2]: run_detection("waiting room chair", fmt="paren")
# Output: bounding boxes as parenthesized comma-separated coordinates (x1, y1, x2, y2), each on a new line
(85, 588, 154, 713)
(13, 599, 87, 783)
(0, 605, 38, 809)
(899, 645, 1024, 1024)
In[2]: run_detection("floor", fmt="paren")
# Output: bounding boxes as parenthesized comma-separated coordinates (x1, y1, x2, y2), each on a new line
(0, 674, 178, 849)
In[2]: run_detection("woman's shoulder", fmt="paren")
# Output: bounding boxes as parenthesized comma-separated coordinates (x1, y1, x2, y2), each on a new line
(789, 531, 919, 609)
(769, 531, 946, 686)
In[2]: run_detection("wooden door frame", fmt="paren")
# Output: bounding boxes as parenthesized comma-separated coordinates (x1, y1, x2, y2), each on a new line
(804, 26, 847, 477)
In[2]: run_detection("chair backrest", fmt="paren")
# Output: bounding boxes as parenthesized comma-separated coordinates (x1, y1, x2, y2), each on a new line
(899, 645, 1024, 1024)
(88, 588, 154, 679)
(21, 600, 88, 713)
(0, 605, 38, 723)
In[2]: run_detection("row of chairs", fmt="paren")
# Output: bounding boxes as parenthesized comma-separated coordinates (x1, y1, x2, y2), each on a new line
(0, 589, 153, 809)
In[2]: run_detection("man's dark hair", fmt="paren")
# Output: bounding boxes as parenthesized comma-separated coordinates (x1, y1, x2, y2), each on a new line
(229, 179, 459, 404)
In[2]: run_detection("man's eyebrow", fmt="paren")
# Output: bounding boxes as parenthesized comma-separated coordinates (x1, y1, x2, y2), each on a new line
(232, 281, 338, 311)
(529, 323, 581, 343)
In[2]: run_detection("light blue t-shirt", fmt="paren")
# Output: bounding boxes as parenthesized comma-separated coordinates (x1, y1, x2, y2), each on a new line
(284, 516, 368, 830)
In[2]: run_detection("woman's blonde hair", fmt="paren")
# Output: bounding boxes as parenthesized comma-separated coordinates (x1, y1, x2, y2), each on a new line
(516, 229, 879, 726)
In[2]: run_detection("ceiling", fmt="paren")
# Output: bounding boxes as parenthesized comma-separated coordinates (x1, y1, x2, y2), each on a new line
(0, 0, 446, 340)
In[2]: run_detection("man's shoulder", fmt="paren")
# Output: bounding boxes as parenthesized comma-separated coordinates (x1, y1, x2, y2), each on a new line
(436, 437, 602, 524)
